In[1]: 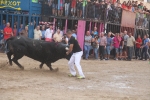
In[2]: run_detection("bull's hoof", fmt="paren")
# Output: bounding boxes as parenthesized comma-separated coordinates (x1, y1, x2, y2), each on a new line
(9, 62, 13, 66)
(20, 67, 24, 70)
(39, 65, 42, 69)
(51, 68, 59, 72)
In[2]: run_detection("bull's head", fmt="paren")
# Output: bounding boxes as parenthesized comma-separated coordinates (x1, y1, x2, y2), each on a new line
(54, 43, 71, 60)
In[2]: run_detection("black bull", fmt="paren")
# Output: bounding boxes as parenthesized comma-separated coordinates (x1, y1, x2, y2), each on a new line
(6, 36, 72, 71)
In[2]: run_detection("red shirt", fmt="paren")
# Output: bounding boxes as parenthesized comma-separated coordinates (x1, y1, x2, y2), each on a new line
(136, 38, 142, 48)
(122, 4, 127, 9)
(13, 28, 17, 36)
(71, 0, 76, 8)
(4, 27, 13, 40)
(113, 0, 116, 4)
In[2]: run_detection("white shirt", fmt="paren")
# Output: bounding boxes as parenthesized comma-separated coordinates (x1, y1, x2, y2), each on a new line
(34, 29, 42, 40)
(45, 28, 53, 39)
(60, 31, 63, 36)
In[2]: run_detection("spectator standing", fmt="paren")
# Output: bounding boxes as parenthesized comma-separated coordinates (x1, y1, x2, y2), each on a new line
(135, 35, 142, 59)
(3, 22, 13, 53)
(82, 0, 87, 18)
(84, 31, 92, 60)
(65, 0, 70, 17)
(3, 22, 13, 41)
(0, 30, 4, 50)
(53, 29, 63, 42)
(77, 0, 83, 18)
(45, 25, 54, 42)
(127, 33, 135, 61)
(20, 26, 28, 37)
(113, 33, 121, 60)
(18, 24, 24, 34)
(140, 35, 149, 61)
(91, 0, 96, 18)
(62, 34, 68, 45)
(118, 33, 124, 60)
(87, 0, 94, 18)
(105, 32, 112, 60)
(13, 24, 17, 36)
(91, 27, 98, 38)
(0, 30, 3, 42)
(52, 0, 58, 16)
(99, 0, 106, 20)
(92, 35, 99, 59)
(95, 0, 100, 19)
(41, 25, 46, 40)
(147, 35, 150, 59)
(34, 26, 42, 40)
(121, 1, 127, 10)
(58, 0, 64, 16)
(99, 32, 107, 60)
(2, 20, 6, 29)
(123, 30, 129, 60)
(71, 0, 77, 17)
(72, 30, 77, 39)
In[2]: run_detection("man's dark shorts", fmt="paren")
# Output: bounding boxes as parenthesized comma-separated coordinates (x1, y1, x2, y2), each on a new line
(123, 45, 127, 51)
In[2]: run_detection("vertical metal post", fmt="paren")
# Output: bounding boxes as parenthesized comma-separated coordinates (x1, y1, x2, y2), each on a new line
(17, 15, 20, 35)
(6, 14, 8, 23)
(23, 15, 25, 26)
(12, 15, 14, 28)
(71, 20, 73, 30)
(0, 14, 2, 26)
(36, 16, 38, 26)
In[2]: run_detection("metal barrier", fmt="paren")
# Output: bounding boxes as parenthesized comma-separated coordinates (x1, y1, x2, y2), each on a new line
(0, 13, 40, 38)
(135, 13, 150, 29)
(120, 27, 134, 35)
(106, 5, 122, 24)
(135, 29, 149, 38)
(106, 23, 121, 33)
(0, 0, 42, 38)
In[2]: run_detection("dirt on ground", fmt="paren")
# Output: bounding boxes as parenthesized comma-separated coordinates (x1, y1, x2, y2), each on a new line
(0, 53, 150, 100)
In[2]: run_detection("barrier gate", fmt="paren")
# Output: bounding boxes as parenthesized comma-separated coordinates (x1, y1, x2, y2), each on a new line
(0, 0, 41, 38)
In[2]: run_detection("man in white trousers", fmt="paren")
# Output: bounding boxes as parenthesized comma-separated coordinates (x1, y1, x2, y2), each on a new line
(66, 30, 85, 79)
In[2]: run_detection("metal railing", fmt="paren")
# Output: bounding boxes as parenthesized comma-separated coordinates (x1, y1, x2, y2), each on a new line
(135, 12, 150, 29)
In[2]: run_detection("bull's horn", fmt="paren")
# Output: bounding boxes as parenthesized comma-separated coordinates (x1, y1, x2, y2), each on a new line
(65, 47, 69, 51)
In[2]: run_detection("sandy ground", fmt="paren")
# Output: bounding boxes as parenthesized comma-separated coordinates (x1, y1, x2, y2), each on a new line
(0, 53, 150, 100)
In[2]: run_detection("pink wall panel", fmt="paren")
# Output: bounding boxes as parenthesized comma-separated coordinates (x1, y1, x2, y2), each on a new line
(77, 20, 86, 50)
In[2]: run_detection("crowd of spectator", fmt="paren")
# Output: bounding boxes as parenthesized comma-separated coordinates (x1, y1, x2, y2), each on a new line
(0, 20, 150, 61)
(41, 0, 150, 24)
(0, 20, 77, 52)
(83, 28, 150, 61)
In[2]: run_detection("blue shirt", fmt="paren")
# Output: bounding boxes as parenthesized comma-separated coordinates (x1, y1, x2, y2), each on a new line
(94, 31, 98, 35)
(144, 38, 149, 48)
(0, 33, 3, 40)
(18, 28, 24, 33)
(0, 24, 6, 30)
(72, 33, 77, 39)
(106, 37, 112, 46)
(91, 31, 98, 38)
(41, 30, 46, 38)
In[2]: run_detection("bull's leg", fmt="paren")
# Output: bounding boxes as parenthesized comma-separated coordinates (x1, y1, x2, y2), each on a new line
(12, 54, 24, 70)
(39, 62, 44, 69)
(7, 52, 13, 66)
(46, 63, 58, 72)
(46, 63, 53, 71)
(12, 59, 24, 70)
